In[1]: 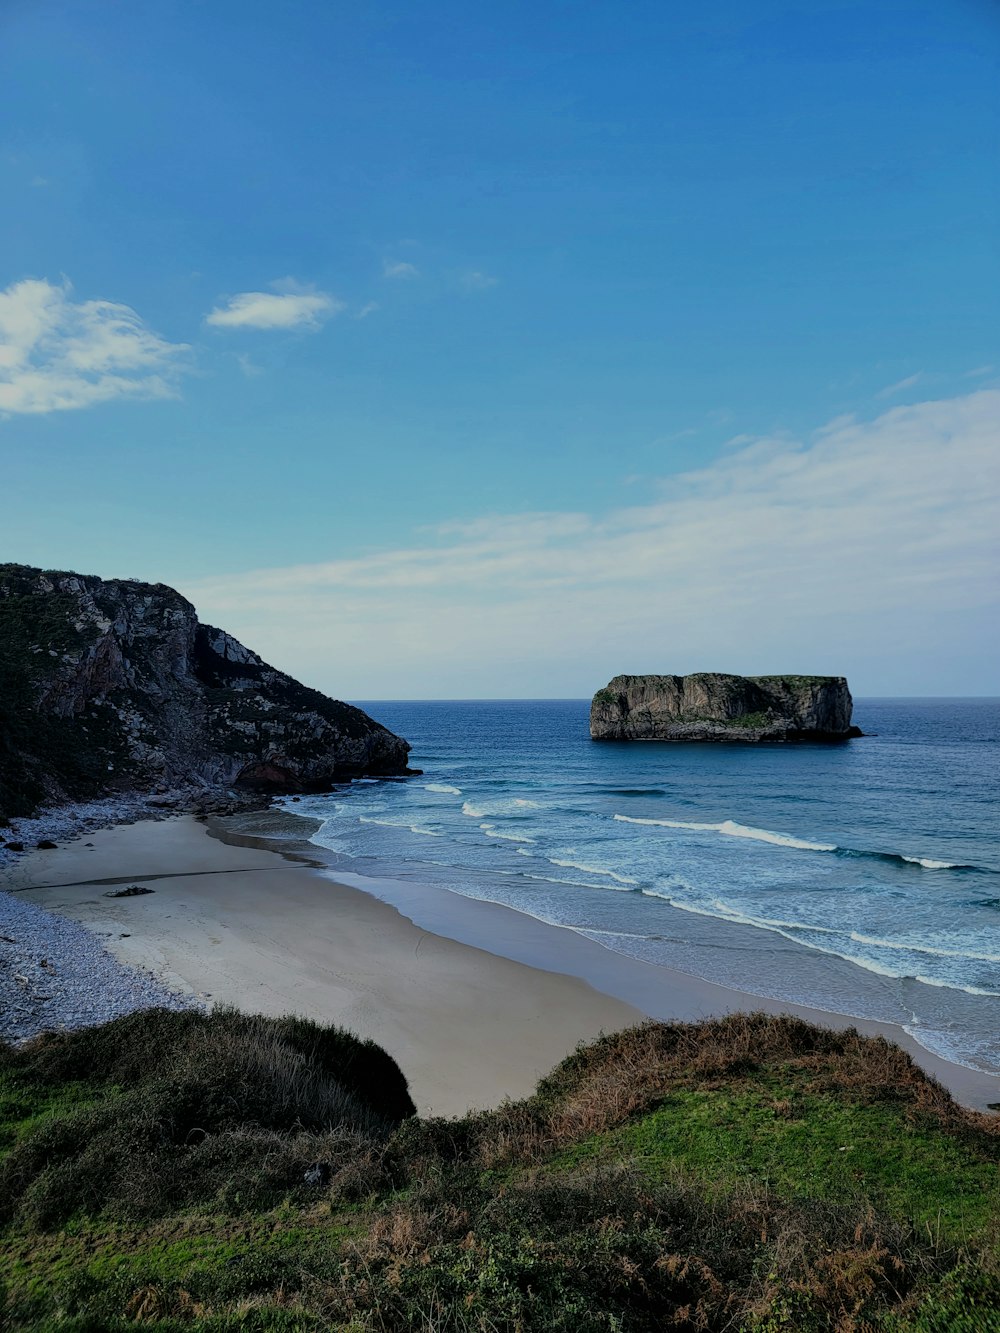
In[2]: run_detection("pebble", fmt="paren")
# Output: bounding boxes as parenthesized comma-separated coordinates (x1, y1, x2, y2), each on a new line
(0, 791, 200, 870)
(0, 799, 204, 1042)
(0, 893, 200, 1044)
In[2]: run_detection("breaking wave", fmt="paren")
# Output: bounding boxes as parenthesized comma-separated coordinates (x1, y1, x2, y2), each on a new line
(613, 814, 835, 851)
(479, 823, 536, 844)
(613, 814, 975, 868)
(463, 797, 543, 819)
(641, 888, 1000, 995)
(547, 857, 638, 887)
(358, 816, 442, 837)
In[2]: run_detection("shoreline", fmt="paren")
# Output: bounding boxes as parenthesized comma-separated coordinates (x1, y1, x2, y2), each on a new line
(0, 815, 641, 1117)
(215, 810, 1000, 1111)
(3, 812, 1000, 1115)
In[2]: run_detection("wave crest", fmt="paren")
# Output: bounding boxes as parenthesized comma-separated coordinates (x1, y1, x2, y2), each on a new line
(548, 857, 638, 887)
(613, 813, 976, 867)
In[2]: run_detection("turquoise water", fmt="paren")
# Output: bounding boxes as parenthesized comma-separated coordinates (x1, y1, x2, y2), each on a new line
(283, 699, 1000, 1073)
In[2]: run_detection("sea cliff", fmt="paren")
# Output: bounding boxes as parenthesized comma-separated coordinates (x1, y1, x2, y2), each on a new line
(590, 672, 861, 742)
(0, 563, 410, 818)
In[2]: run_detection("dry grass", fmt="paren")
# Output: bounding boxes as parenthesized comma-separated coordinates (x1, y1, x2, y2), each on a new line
(394, 1013, 996, 1176)
(3, 1009, 998, 1330)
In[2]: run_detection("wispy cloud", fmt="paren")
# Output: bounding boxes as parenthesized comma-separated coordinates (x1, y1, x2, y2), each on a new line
(460, 269, 498, 292)
(356, 301, 380, 319)
(206, 282, 340, 331)
(235, 353, 263, 378)
(876, 371, 922, 398)
(185, 390, 1000, 696)
(382, 260, 419, 279)
(0, 278, 189, 415)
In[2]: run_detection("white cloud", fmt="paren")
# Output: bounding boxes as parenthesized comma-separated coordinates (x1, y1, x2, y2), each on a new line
(460, 269, 498, 292)
(382, 260, 419, 279)
(876, 371, 922, 398)
(206, 285, 340, 330)
(184, 390, 1000, 697)
(0, 278, 189, 415)
(356, 301, 380, 319)
(235, 353, 263, 378)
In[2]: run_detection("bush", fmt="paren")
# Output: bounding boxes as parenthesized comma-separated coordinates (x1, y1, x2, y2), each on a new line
(0, 1007, 414, 1225)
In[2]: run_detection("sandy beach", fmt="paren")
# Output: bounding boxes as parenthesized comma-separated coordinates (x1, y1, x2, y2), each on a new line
(4, 812, 1000, 1116)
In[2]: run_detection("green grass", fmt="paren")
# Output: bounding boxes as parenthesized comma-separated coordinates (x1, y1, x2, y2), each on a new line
(3, 1010, 1000, 1330)
(0, 1073, 112, 1161)
(716, 710, 774, 729)
(551, 1085, 999, 1240)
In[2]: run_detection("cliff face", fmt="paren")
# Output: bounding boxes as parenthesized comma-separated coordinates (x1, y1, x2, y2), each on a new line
(590, 673, 860, 742)
(0, 564, 410, 817)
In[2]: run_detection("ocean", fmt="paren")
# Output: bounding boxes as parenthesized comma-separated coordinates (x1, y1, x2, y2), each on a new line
(281, 698, 1000, 1074)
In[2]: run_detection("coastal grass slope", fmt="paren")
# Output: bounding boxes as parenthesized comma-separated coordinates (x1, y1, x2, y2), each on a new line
(2, 1010, 999, 1330)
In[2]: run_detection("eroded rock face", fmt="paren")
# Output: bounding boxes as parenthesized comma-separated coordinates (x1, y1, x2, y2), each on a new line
(0, 564, 410, 816)
(590, 673, 861, 742)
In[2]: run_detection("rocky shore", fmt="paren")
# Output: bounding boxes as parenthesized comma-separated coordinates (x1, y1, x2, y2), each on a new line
(0, 885, 198, 1045)
(0, 788, 268, 869)
(0, 563, 412, 822)
(0, 791, 256, 1043)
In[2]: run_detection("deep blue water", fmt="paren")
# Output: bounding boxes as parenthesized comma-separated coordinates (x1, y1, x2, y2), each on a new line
(284, 699, 1000, 1072)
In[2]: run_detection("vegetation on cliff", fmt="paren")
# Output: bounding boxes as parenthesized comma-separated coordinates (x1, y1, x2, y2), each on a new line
(2, 1009, 998, 1330)
(0, 564, 410, 820)
(591, 673, 862, 743)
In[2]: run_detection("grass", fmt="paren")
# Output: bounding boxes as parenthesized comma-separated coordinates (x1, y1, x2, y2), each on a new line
(551, 1086, 999, 1239)
(2, 1010, 999, 1330)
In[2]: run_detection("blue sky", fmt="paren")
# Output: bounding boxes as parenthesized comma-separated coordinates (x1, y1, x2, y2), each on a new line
(1, 0, 997, 696)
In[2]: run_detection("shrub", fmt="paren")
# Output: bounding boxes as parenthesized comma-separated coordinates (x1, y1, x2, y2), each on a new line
(0, 1007, 414, 1225)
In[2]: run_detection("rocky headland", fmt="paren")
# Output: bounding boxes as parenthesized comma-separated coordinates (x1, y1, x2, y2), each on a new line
(590, 672, 862, 742)
(0, 563, 411, 824)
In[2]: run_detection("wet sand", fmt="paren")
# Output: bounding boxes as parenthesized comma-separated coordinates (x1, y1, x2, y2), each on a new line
(4, 813, 1000, 1115)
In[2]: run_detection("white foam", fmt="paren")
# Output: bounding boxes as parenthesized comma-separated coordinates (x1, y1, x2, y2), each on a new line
(613, 813, 836, 851)
(913, 975, 1000, 998)
(901, 856, 961, 870)
(547, 857, 638, 886)
(717, 819, 838, 851)
(615, 815, 718, 830)
(901, 1025, 991, 1072)
(643, 890, 1000, 993)
(479, 823, 536, 844)
(464, 797, 542, 819)
(849, 931, 1000, 965)
(425, 783, 462, 795)
(641, 889, 837, 937)
(519, 870, 635, 893)
(358, 816, 442, 837)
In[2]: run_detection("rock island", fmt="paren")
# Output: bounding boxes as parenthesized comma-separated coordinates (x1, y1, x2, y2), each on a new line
(590, 672, 862, 742)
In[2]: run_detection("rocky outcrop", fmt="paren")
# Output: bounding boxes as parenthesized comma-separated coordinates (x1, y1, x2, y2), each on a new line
(590, 673, 861, 742)
(0, 564, 411, 818)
